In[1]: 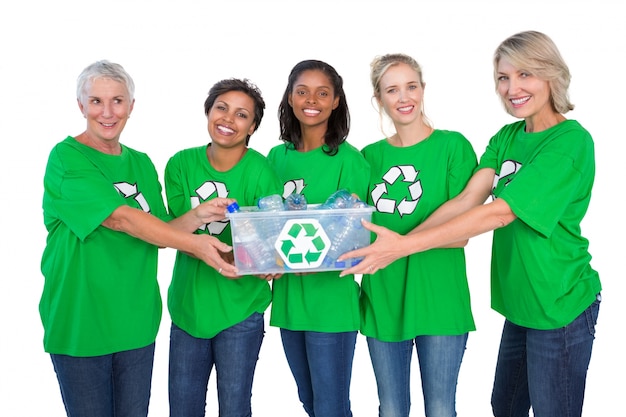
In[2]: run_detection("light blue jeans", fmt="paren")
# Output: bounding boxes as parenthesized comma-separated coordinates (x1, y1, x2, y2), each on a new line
(50, 343, 155, 417)
(491, 296, 600, 417)
(367, 334, 468, 417)
(168, 313, 264, 417)
(280, 329, 357, 417)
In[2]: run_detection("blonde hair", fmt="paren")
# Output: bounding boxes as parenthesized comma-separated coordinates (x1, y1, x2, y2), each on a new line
(494, 31, 574, 114)
(370, 53, 432, 136)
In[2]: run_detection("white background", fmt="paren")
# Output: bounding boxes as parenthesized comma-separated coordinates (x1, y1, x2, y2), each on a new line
(0, 1, 623, 416)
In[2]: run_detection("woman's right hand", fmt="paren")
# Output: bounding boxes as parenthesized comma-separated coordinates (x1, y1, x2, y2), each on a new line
(191, 234, 239, 278)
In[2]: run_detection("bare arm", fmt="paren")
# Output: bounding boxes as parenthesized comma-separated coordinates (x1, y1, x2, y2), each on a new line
(339, 168, 516, 276)
(410, 168, 495, 233)
(407, 168, 496, 247)
(102, 205, 238, 277)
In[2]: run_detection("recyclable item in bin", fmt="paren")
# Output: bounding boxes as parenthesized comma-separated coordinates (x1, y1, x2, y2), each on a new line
(257, 194, 284, 249)
(318, 189, 358, 209)
(284, 193, 307, 210)
(257, 194, 284, 211)
(226, 203, 374, 275)
(321, 211, 368, 268)
(226, 202, 279, 271)
(317, 189, 369, 268)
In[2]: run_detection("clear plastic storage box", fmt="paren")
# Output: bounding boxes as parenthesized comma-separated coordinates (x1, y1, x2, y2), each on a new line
(226, 205, 375, 275)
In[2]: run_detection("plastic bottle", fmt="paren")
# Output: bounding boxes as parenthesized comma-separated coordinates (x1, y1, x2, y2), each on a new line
(284, 193, 307, 210)
(257, 194, 284, 211)
(227, 202, 277, 271)
(322, 213, 368, 268)
(257, 194, 284, 250)
(318, 190, 368, 268)
(319, 189, 355, 209)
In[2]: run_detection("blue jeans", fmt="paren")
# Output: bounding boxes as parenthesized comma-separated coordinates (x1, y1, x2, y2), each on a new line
(491, 296, 600, 417)
(280, 329, 357, 417)
(50, 343, 155, 417)
(367, 334, 468, 417)
(168, 313, 264, 417)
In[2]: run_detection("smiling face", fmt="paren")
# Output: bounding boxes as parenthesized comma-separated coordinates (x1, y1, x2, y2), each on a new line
(288, 69, 339, 129)
(206, 90, 257, 150)
(377, 62, 425, 127)
(496, 57, 554, 124)
(78, 77, 134, 145)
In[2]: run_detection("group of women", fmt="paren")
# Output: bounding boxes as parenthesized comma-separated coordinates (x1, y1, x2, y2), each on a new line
(40, 30, 601, 417)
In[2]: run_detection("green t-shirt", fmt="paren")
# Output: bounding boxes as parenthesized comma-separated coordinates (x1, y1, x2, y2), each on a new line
(165, 145, 283, 338)
(478, 120, 602, 329)
(267, 141, 370, 332)
(40, 136, 168, 356)
(360, 130, 477, 341)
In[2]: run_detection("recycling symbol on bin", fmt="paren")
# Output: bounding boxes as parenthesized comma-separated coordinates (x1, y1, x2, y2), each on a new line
(371, 165, 423, 217)
(275, 219, 330, 269)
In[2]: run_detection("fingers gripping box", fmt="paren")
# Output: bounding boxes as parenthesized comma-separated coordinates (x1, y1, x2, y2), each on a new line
(226, 205, 375, 275)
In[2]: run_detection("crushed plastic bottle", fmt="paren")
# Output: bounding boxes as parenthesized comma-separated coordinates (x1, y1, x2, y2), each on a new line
(284, 193, 308, 210)
(257, 194, 284, 211)
(319, 189, 356, 209)
(321, 214, 367, 268)
(257, 194, 284, 250)
(318, 190, 368, 268)
(227, 202, 278, 271)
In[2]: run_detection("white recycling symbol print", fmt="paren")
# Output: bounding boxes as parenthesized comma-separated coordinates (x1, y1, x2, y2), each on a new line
(494, 160, 522, 188)
(371, 165, 422, 217)
(114, 182, 151, 213)
(190, 181, 230, 235)
(490, 159, 522, 201)
(282, 179, 306, 199)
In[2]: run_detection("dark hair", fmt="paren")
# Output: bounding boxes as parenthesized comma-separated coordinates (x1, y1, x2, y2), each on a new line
(204, 78, 265, 145)
(277, 60, 350, 155)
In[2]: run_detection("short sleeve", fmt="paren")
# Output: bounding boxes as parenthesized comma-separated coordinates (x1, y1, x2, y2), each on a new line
(43, 144, 125, 241)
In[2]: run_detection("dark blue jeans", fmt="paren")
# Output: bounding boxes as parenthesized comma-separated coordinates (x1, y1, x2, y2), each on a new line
(280, 329, 357, 417)
(168, 313, 264, 417)
(50, 343, 155, 417)
(491, 296, 600, 417)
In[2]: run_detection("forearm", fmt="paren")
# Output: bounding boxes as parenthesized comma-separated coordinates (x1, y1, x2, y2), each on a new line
(408, 168, 494, 246)
(103, 205, 199, 253)
(410, 197, 475, 235)
(403, 198, 516, 252)
(103, 205, 238, 277)
(410, 198, 479, 248)
(168, 210, 205, 233)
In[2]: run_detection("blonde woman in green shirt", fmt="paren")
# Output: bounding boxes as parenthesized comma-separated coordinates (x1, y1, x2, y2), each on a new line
(356, 53, 476, 417)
